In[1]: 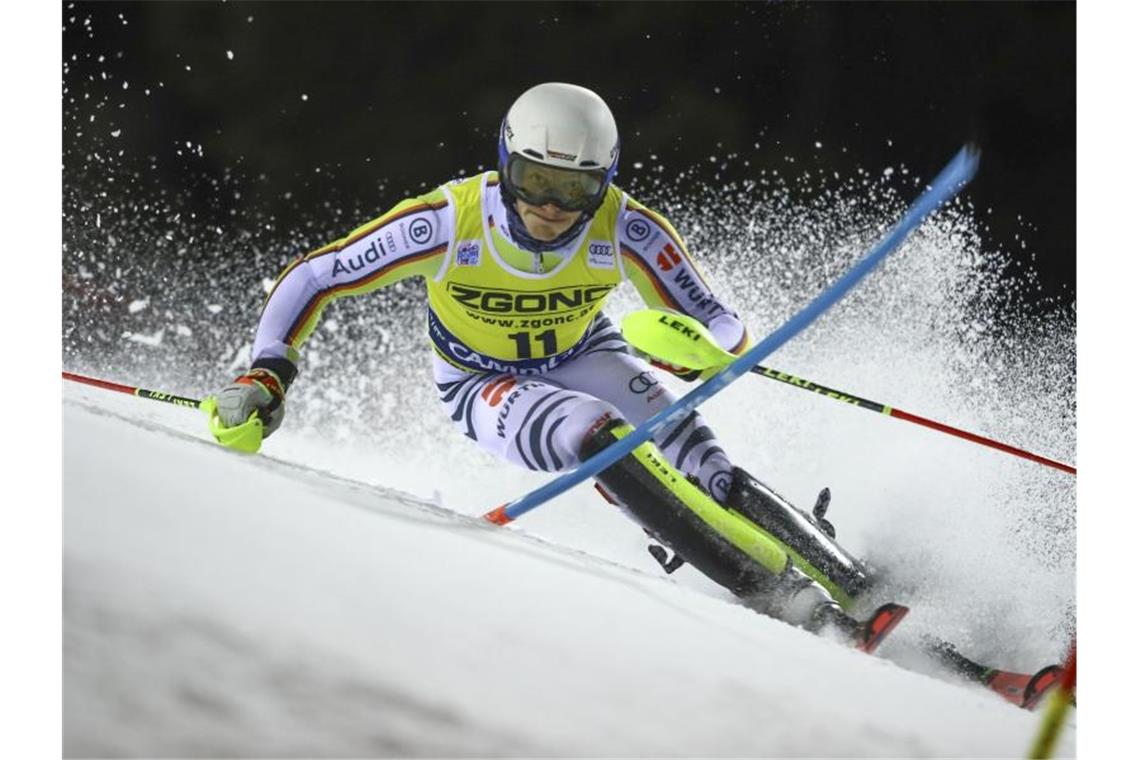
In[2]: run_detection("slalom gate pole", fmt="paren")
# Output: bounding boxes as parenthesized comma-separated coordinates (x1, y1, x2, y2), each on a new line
(62, 371, 203, 409)
(1027, 641, 1076, 759)
(483, 145, 981, 525)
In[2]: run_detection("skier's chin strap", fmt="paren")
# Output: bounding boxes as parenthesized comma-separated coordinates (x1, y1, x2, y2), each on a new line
(501, 187, 595, 253)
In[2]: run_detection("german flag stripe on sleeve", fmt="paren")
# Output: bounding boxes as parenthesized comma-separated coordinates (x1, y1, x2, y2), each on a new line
(262, 198, 449, 306)
(261, 255, 309, 308)
(627, 205, 713, 292)
(620, 245, 689, 315)
(284, 243, 447, 346)
(306, 199, 449, 262)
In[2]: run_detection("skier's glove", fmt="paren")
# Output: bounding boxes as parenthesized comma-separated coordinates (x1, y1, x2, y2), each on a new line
(214, 368, 287, 438)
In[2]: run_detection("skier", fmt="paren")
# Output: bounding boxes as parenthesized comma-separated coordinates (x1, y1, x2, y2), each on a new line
(210, 82, 899, 650)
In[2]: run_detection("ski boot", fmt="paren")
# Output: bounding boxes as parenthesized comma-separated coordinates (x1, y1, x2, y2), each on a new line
(740, 559, 908, 654)
(582, 420, 908, 652)
(723, 467, 872, 605)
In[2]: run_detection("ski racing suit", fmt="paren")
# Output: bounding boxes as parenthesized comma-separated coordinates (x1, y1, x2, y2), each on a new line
(248, 172, 842, 627)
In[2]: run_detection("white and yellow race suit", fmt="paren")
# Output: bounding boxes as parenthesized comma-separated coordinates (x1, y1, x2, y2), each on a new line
(251, 172, 750, 500)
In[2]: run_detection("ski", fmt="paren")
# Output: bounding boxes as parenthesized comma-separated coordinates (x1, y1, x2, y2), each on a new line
(922, 637, 1063, 710)
(985, 664, 1063, 710)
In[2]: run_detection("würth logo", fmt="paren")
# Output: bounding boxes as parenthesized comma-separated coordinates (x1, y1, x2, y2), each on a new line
(481, 376, 518, 407)
(656, 244, 682, 272)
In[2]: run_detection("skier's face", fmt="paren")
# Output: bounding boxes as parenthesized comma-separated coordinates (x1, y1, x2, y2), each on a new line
(515, 199, 583, 241)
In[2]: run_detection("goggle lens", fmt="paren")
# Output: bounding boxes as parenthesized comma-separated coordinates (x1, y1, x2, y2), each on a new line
(506, 156, 606, 212)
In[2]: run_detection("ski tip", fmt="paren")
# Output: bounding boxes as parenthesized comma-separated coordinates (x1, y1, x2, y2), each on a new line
(857, 603, 910, 655)
(985, 664, 1065, 711)
(1021, 664, 1064, 711)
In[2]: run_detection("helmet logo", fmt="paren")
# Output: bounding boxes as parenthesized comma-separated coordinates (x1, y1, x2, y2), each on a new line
(547, 148, 577, 162)
(504, 121, 514, 140)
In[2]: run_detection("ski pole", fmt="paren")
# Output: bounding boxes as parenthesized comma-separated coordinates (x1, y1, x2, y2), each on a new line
(62, 371, 264, 452)
(622, 309, 1076, 476)
(62, 371, 203, 408)
(483, 145, 980, 525)
(1027, 641, 1076, 759)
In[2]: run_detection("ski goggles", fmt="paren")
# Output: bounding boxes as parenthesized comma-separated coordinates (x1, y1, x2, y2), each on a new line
(503, 154, 608, 212)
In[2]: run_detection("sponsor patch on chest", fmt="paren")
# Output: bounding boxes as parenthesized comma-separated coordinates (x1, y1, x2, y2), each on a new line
(587, 240, 615, 269)
(456, 240, 482, 266)
(446, 282, 615, 315)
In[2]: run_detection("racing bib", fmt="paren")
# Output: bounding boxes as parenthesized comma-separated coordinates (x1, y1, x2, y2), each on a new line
(427, 173, 623, 372)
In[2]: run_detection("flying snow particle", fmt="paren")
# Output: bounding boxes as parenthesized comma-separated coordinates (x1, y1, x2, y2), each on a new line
(301, 93, 309, 101)
(226, 50, 234, 60)
(128, 298, 149, 314)
(110, 129, 121, 138)
(125, 329, 164, 347)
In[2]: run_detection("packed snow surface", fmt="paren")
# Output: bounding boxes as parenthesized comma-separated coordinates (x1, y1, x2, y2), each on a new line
(63, 386, 1073, 757)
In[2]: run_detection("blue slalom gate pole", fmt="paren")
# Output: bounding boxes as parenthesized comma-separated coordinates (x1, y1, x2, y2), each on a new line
(484, 145, 980, 525)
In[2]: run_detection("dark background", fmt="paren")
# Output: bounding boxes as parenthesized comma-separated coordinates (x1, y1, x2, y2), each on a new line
(63, 1, 1075, 303)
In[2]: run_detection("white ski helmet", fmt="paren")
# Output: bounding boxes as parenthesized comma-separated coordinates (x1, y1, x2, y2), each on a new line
(498, 82, 620, 216)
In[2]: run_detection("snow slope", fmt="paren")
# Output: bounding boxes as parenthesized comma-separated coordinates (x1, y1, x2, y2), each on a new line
(63, 384, 1074, 758)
